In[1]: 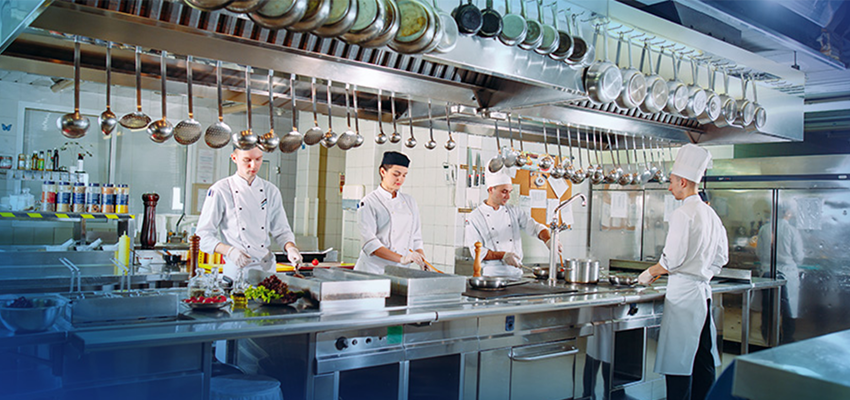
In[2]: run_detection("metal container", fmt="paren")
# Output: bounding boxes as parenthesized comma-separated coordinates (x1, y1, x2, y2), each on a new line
(566, 259, 599, 283)
(0, 298, 64, 332)
(372, 265, 466, 305)
(281, 268, 391, 310)
(63, 291, 178, 327)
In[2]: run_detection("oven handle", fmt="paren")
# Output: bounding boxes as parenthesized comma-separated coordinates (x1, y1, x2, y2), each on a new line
(510, 346, 579, 362)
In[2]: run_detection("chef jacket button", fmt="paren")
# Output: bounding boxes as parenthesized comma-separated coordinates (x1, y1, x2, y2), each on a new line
(261, 245, 264, 248)
(508, 224, 511, 227)
(260, 189, 263, 192)
(262, 207, 265, 210)
(242, 228, 245, 231)
(239, 207, 242, 210)
(491, 227, 495, 230)
(235, 190, 238, 193)
(509, 239, 513, 241)
(247, 245, 250, 248)
(261, 227, 264, 230)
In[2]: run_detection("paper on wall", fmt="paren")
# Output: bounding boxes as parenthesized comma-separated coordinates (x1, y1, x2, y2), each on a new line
(609, 192, 628, 219)
(530, 189, 547, 209)
(560, 201, 575, 226)
(197, 149, 215, 184)
(546, 198, 559, 224)
(547, 175, 568, 199)
(519, 195, 532, 212)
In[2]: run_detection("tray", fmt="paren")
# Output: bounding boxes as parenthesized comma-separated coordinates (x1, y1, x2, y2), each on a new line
(464, 282, 578, 299)
(182, 299, 232, 310)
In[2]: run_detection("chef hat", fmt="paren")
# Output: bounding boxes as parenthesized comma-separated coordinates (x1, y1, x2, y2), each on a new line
(381, 151, 410, 168)
(671, 144, 712, 183)
(486, 169, 513, 189)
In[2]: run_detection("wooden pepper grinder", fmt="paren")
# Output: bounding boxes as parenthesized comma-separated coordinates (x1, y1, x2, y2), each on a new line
(473, 242, 482, 277)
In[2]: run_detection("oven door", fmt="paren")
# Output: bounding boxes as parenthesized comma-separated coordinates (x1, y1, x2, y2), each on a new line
(509, 339, 579, 400)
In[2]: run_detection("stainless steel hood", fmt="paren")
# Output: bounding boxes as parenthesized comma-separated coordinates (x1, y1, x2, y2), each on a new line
(0, 0, 806, 147)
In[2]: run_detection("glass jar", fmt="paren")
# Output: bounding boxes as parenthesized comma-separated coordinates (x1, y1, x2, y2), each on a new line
(72, 182, 86, 213)
(86, 183, 101, 213)
(40, 181, 56, 212)
(0, 156, 12, 170)
(56, 182, 72, 212)
(102, 184, 115, 213)
(187, 270, 209, 298)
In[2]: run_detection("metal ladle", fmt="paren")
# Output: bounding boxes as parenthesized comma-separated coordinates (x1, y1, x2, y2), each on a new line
(647, 137, 660, 182)
(425, 99, 437, 150)
(232, 67, 259, 150)
(280, 75, 304, 153)
(321, 80, 339, 148)
(303, 77, 324, 145)
(147, 50, 173, 143)
(582, 128, 594, 180)
(336, 83, 357, 150)
(119, 46, 151, 130)
(98, 41, 117, 136)
(504, 114, 519, 167)
(516, 117, 529, 167)
(488, 118, 504, 172)
(352, 86, 364, 148)
(404, 97, 417, 148)
(616, 134, 633, 186)
(636, 135, 651, 185)
(174, 55, 203, 145)
(389, 92, 402, 143)
(563, 124, 575, 180)
(375, 89, 388, 144)
(60, 37, 90, 139)
(605, 132, 623, 184)
(204, 61, 233, 149)
(550, 124, 566, 179)
(539, 122, 554, 172)
(445, 103, 456, 150)
(258, 69, 280, 152)
(569, 125, 586, 184)
(589, 129, 605, 184)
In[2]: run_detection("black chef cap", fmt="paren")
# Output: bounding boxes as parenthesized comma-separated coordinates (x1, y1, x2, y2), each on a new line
(381, 151, 410, 168)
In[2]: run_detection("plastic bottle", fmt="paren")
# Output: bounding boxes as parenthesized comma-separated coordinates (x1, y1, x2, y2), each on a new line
(45, 150, 52, 171)
(52, 149, 59, 171)
(17, 154, 25, 170)
(115, 233, 131, 275)
(37, 151, 44, 171)
(30, 152, 37, 171)
(56, 182, 71, 212)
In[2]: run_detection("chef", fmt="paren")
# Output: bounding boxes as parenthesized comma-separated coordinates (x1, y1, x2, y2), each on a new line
(638, 144, 728, 400)
(464, 169, 557, 278)
(757, 204, 803, 343)
(197, 146, 302, 285)
(355, 151, 427, 274)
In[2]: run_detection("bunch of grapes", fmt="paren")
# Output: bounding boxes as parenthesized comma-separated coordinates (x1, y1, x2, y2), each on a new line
(8, 296, 34, 308)
(246, 275, 302, 304)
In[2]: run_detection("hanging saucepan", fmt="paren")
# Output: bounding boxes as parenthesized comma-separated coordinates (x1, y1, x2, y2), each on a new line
(533, 0, 558, 55)
(432, 0, 458, 53)
(683, 58, 707, 118)
(478, 0, 502, 38)
(498, 0, 526, 46)
(664, 51, 689, 116)
(453, 0, 482, 35)
(568, 13, 594, 68)
(714, 69, 738, 128)
(314, 0, 358, 37)
(518, 0, 542, 51)
(280, 75, 304, 153)
(341, 0, 388, 45)
(185, 0, 235, 12)
(288, 0, 332, 32)
(697, 65, 722, 125)
(750, 77, 767, 131)
(547, 3, 572, 61)
(227, 0, 269, 13)
(734, 75, 755, 127)
(638, 41, 667, 114)
(390, 0, 438, 54)
(583, 25, 623, 105)
(248, 0, 308, 29)
(614, 35, 647, 110)
(361, 0, 401, 48)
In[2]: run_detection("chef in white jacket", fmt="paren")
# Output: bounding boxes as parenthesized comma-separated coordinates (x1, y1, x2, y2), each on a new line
(355, 151, 427, 274)
(638, 144, 728, 400)
(464, 169, 555, 278)
(757, 205, 804, 343)
(197, 146, 302, 285)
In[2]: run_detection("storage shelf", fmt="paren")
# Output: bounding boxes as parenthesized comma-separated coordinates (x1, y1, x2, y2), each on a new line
(0, 211, 134, 221)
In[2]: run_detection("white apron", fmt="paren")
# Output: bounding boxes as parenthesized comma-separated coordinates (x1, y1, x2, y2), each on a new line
(465, 203, 545, 278)
(355, 188, 421, 274)
(655, 274, 720, 375)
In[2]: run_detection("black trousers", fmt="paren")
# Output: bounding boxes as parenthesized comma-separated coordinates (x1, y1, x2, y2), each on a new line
(665, 300, 716, 400)
(760, 271, 796, 344)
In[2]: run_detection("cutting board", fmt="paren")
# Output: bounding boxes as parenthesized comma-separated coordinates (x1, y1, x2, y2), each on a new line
(463, 282, 578, 299)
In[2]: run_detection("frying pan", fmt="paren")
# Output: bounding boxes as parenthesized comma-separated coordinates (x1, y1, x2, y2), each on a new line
(683, 58, 707, 118)
(468, 276, 510, 290)
(184, 0, 235, 11)
(248, 0, 309, 30)
(614, 35, 647, 110)
(638, 41, 667, 114)
(714, 69, 738, 128)
(547, 3, 572, 61)
(453, 0, 482, 35)
(314, 0, 358, 37)
(341, 0, 389, 45)
(227, 0, 269, 13)
(564, 12, 589, 67)
(532, 0, 558, 55)
(390, 0, 437, 54)
(498, 0, 526, 46)
(478, 0, 502, 38)
(517, 0, 541, 50)
(697, 65, 722, 125)
(583, 25, 622, 104)
(288, 0, 332, 32)
(734, 75, 755, 127)
(360, 0, 401, 48)
(431, 0, 458, 53)
(664, 51, 689, 115)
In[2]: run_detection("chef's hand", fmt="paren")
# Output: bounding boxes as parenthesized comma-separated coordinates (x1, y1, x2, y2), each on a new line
(226, 247, 252, 268)
(286, 246, 303, 266)
(638, 269, 656, 285)
(544, 238, 563, 255)
(502, 252, 523, 269)
(400, 251, 426, 268)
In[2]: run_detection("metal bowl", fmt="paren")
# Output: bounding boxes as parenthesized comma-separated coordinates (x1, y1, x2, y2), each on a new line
(0, 298, 63, 332)
(608, 275, 639, 287)
(531, 267, 565, 280)
(468, 276, 508, 290)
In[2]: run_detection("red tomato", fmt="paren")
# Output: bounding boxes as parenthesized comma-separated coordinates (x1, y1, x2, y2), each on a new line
(202, 297, 214, 304)
(312, 259, 319, 266)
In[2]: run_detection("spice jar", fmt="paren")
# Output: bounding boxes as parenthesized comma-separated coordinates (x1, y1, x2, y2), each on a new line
(56, 182, 71, 212)
(40, 181, 56, 212)
(86, 183, 101, 213)
(102, 183, 115, 213)
(72, 182, 86, 212)
(116, 184, 129, 214)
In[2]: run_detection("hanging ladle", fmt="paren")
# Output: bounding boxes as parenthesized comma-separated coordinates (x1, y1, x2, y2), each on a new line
(336, 83, 357, 150)
(516, 117, 529, 167)
(488, 118, 504, 172)
(232, 67, 258, 150)
(405, 97, 417, 148)
(375, 89, 388, 144)
(174, 55, 203, 145)
(563, 124, 575, 180)
(258, 69, 280, 152)
(425, 99, 437, 150)
(582, 128, 595, 181)
(568, 125, 586, 184)
(504, 114, 519, 167)
(280, 75, 304, 153)
(352, 86, 364, 148)
(616, 134, 633, 186)
(589, 129, 605, 184)
(390, 92, 402, 143)
(605, 132, 623, 184)
(98, 41, 117, 136)
(60, 37, 90, 139)
(119, 46, 151, 130)
(321, 80, 339, 148)
(538, 122, 553, 172)
(445, 103, 456, 150)
(303, 77, 325, 146)
(148, 50, 174, 143)
(204, 61, 233, 149)
(550, 124, 566, 179)
(636, 135, 652, 185)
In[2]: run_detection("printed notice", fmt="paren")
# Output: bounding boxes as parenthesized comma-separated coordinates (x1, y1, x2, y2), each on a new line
(547, 175, 568, 199)
(197, 149, 215, 183)
(610, 192, 628, 219)
(530, 189, 548, 209)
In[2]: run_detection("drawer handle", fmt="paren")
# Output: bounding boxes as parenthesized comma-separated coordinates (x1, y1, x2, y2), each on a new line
(510, 347, 579, 362)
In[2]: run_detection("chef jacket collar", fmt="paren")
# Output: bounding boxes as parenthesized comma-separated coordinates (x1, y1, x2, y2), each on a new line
(682, 194, 700, 204)
(482, 200, 504, 212)
(234, 173, 258, 187)
(377, 185, 400, 199)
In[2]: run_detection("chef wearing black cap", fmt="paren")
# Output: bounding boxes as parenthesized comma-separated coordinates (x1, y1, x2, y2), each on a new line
(355, 151, 428, 274)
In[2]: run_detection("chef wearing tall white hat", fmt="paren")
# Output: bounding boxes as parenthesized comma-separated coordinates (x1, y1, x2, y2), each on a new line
(464, 169, 558, 277)
(638, 144, 729, 400)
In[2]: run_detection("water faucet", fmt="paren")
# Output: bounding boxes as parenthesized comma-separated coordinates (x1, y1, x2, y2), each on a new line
(548, 193, 588, 285)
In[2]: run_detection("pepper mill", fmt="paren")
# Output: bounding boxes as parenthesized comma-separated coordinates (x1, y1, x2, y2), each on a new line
(140, 193, 160, 249)
(473, 242, 482, 277)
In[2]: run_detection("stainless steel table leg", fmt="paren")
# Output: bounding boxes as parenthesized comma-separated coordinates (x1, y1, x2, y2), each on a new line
(741, 289, 751, 355)
(225, 339, 238, 365)
(399, 360, 409, 400)
(202, 342, 213, 400)
(771, 287, 781, 346)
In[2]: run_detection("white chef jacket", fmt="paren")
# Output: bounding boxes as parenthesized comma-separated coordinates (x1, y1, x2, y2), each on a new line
(354, 187, 424, 274)
(464, 202, 547, 277)
(757, 218, 804, 318)
(655, 194, 729, 375)
(196, 174, 295, 283)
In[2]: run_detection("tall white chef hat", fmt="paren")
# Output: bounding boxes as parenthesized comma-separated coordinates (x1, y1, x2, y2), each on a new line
(486, 169, 513, 189)
(671, 144, 713, 183)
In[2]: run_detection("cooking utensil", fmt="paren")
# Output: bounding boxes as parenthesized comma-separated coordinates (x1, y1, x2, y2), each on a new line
(288, 0, 332, 32)
(342, 0, 389, 45)
(321, 80, 339, 148)
(533, 0, 558, 55)
(653, 139, 668, 183)
(258, 69, 281, 152)
(389, 92, 402, 143)
(581, 128, 595, 181)
(565, 259, 599, 284)
(432, 0, 458, 53)
(498, 0, 526, 46)
(530, 266, 564, 280)
(98, 42, 117, 136)
(147, 50, 174, 143)
(475, 153, 481, 186)
(504, 114, 519, 167)
(204, 61, 232, 149)
(565, 124, 579, 183)
(404, 96, 417, 148)
(478, 0, 502, 38)
(374, 89, 388, 144)
(184, 0, 235, 12)
(548, 3, 572, 61)
(538, 122, 553, 172)
(515, 117, 528, 167)
(751, 77, 767, 131)
(280, 75, 304, 153)
(646, 136, 659, 182)
(697, 64, 722, 125)
(391, 0, 435, 53)
(518, 0, 542, 50)
(0, 298, 63, 333)
(615, 35, 647, 110)
(227, 0, 269, 13)
(232, 67, 259, 150)
(314, 0, 357, 37)
(583, 24, 622, 104)
(714, 68, 738, 128)
(468, 276, 508, 290)
(564, 12, 589, 67)
(487, 118, 504, 172)
(665, 51, 689, 115)
(604, 132, 622, 184)
(59, 38, 89, 139)
(445, 104, 456, 150)
(303, 77, 325, 145)
(425, 99, 437, 149)
(734, 74, 756, 127)
(453, 0, 482, 35)
(637, 135, 652, 184)
(248, 0, 309, 30)
(608, 274, 638, 286)
(336, 83, 357, 150)
(616, 134, 633, 186)
(550, 124, 566, 179)
(589, 129, 605, 184)
(119, 46, 151, 130)
(174, 56, 203, 145)
(360, 0, 401, 48)
(638, 40, 668, 114)
(351, 86, 364, 148)
(683, 58, 707, 118)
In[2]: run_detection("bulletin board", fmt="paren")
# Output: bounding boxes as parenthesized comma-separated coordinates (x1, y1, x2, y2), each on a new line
(511, 169, 573, 226)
